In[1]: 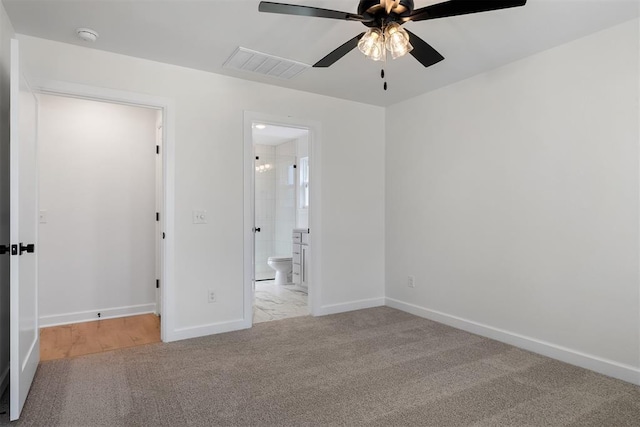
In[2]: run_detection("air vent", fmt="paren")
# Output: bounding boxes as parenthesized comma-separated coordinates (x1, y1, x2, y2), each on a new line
(223, 47, 310, 80)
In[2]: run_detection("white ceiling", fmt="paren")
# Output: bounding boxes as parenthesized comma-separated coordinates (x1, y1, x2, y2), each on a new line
(3, 0, 638, 106)
(253, 124, 309, 145)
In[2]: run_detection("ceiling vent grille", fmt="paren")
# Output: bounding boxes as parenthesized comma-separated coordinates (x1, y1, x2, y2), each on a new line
(223, 47, 310, 80)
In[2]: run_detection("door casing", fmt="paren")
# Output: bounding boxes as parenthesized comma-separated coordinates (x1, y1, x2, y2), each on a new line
(30, 79, 176, 342)
(243, 111, 323, 326)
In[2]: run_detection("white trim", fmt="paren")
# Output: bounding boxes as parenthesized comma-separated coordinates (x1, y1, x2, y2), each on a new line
(386, 298, 640, 386)
(168, 319, 249, 342)
(637, 15, 640, 392)
(9, 37, 20, 421)
(0, 366, 9, 398)
(243, 112, 324, 326)
(30, 79, 177, 343)
(317, 297, 385, 316)
(39, 303, 157, 328)
(242, 113, 255, 331)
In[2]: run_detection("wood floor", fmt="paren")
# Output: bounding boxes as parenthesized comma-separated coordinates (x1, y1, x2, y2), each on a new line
(40, 314, 161, 361)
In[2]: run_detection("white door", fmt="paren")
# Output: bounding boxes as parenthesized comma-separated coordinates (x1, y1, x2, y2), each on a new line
(9, 38, 39, 421)
(155, 123, 163, 316)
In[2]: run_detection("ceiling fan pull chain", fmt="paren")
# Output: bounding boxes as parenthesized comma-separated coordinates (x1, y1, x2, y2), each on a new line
(382, 47, 388, 91)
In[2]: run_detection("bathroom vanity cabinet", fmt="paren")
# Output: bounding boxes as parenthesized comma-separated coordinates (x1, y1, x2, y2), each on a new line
(292, 229, 309, 288)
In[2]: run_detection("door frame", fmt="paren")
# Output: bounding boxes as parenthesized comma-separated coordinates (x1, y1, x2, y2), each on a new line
(243, 111, 323, 326)
(30, 79, 176, 342)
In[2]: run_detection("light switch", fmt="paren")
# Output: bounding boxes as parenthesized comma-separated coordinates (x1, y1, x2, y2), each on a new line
(192, 210, 207, 224)
(39, 210, 47, 224)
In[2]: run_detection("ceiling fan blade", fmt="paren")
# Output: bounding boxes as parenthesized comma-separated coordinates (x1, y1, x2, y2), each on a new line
(405, 30, 444, 67)
(259, 2, 371, 22)
(313, 33, 365, 68)
(405, 0, 526, 22)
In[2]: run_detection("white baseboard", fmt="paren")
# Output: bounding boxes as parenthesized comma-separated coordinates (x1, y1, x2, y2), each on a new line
(0, 365, 8, 397)
(39, 303, 157, 328)
(385, 298, 640, 386)
(166, 297, 385, 342)
(317, 297, 385, 316)
(166, 319, 249, 342)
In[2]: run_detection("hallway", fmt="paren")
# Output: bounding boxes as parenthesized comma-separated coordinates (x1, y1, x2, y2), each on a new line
(39, 314, 160, 361)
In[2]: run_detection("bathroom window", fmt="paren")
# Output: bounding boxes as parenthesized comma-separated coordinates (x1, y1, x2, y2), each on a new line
(299, 157, 309, 209)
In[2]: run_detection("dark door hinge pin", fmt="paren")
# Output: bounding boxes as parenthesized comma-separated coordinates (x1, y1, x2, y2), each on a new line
(19, 243, 35, 255)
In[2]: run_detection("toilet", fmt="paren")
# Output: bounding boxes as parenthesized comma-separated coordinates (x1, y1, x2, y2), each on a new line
(267, 256, 293, 285)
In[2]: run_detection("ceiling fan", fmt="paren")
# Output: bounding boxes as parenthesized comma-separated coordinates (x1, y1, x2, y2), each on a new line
(258, 0, 527, 68)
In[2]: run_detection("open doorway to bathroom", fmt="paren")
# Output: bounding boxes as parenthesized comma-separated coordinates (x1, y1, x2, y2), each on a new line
(252, 123, 310, 324)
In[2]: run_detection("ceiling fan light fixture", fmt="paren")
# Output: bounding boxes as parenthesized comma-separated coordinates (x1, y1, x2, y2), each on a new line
(384, 23, 413, 59)
(258, 0, 527, 68)
(357, 28, 385, 61)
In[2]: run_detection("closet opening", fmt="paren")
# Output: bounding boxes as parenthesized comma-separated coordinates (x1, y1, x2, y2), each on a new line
(37, 93, 164, 359)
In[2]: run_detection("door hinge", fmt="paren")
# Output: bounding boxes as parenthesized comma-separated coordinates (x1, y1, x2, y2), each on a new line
(156, 279, 160, 289)
(156, 212, 160, 222)
(156, 145, 160, 154)
(19, 243, 35, 255)
(0, 245, 9, 255)
(162, 232, 166, 239)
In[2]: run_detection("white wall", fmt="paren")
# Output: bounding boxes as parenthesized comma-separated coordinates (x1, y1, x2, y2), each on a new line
(0, 1, 14, 393)
(37, 94, 157, 326)
(274, 139, 296, 257)
(386, 19, 640, 384)
(18, 35, 386, 338)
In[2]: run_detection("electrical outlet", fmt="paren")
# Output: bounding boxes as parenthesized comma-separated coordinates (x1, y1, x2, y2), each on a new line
(407, 275, 415, 288)
(208, 290, 216, 303)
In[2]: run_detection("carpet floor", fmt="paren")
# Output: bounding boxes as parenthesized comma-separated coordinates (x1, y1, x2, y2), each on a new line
(1, 307, 639, 426)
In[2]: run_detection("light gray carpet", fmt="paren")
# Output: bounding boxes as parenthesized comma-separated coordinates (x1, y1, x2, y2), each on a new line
(2, 307, 639, 426)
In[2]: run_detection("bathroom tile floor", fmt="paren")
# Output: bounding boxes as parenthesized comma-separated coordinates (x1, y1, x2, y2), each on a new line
(253, 280, 309, 324)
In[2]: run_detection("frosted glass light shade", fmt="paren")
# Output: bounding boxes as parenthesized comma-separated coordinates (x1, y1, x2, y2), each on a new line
(384, 23, 413, 59)
(357, 28, 385, 62)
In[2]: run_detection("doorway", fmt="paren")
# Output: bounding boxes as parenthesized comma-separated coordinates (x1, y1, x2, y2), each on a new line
(7, 62, 175, 419)
(252, 123, 309, 323)
(36, 93, 163, 354)
(243, 112, 321, 326)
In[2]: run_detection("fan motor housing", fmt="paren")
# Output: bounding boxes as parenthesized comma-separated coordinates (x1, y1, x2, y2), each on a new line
(358, 0, 414, 27)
